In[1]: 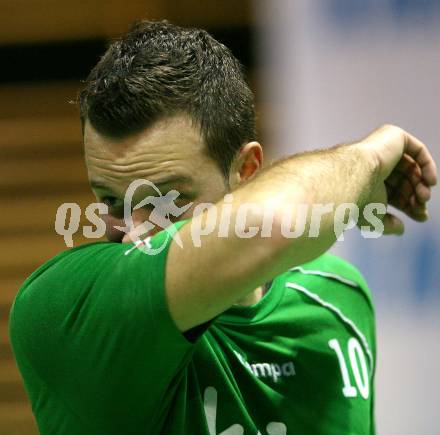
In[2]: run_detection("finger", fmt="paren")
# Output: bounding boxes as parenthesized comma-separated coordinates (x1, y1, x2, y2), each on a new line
(391, 157, 423, 190)
(415, 181, 431, 203)
(382, 213, 405, 235)
(387, 183, 421, 214)
(389, 194, 428, 221)
(387, 161, 430, 204)
(405, 203, 428, 221)
(395, 155, 423, 187)
(404, 132, 438, 186)
(388, 193, 408, 210)
(388, 174, 431, 205)
(396, 153, 420, 177)
(385, 171, 405, 190)
(386, 164, 420, 189)
(397, 178, 414, 200)
(408, 195, 429, 220)
(386, 177, 414, 205)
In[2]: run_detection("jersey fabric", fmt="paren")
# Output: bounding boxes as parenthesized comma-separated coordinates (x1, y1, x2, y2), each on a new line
(10, 221, 376, 435)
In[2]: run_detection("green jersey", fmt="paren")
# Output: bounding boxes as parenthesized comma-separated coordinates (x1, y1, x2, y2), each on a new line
(10, 222, 376, 435)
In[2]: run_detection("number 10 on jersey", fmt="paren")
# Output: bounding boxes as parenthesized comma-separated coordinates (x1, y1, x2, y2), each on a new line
(328, 337, 370, 400)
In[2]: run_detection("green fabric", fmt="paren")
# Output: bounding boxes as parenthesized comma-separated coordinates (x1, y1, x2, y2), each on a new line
(10, 223, 376, 435)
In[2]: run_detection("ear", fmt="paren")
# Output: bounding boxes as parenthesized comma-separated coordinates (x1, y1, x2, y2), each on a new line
(228, 141, 263, 188)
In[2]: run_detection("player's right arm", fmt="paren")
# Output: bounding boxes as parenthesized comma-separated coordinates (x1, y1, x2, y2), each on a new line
(166, 125, 437, 332)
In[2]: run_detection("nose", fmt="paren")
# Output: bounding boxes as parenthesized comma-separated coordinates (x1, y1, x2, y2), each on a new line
(121, 208, 157, 244)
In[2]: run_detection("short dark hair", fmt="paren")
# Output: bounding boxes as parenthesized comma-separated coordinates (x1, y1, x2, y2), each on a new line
(79, 20, 256, 176)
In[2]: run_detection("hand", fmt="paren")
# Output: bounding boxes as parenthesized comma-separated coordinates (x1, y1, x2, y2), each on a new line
(360, 125, 437, 235)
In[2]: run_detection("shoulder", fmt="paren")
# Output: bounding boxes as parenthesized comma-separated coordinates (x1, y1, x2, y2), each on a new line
(10, 235, 174, 325)
(17, 242, 125, 292)
(10, 242, 121, 319)
(295, 253, 369, 288)
(9, 239, 168, 353)
(11, 226, 181, 321)
(286, 253, 373, 309)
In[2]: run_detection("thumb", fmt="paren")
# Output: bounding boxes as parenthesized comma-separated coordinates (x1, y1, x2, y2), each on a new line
(382, 213, 405, 236)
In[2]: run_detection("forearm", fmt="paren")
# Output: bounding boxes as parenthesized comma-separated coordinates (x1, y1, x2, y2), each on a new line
(218, 142, 378, 272)
(240, 142, 378, 238)
(280, 143, 377, 206)
(168, 141, 379, 331)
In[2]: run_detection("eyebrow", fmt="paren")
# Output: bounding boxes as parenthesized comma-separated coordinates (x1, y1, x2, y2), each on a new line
(90, 176, 193, 192)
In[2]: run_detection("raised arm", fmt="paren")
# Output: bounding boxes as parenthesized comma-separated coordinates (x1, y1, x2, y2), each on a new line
(166, 125, 437, 331)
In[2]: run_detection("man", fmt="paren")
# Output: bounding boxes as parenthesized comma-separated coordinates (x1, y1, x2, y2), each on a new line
(10, 21, 437, 435)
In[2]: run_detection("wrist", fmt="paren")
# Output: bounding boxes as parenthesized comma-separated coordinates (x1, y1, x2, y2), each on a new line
(349, 142, 383, 208)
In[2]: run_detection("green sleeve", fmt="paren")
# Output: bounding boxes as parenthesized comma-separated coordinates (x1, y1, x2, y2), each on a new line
(10, 222, 194, 433)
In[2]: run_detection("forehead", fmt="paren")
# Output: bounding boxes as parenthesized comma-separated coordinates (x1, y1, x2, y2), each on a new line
(84, 114, 211, 193)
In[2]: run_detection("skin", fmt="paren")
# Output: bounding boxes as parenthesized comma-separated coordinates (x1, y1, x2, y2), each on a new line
(84, 113, 265, 306)
(85, 117, 437, 333)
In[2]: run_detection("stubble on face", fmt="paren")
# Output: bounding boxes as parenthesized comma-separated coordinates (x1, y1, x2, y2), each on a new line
(84, 114, 228, 241)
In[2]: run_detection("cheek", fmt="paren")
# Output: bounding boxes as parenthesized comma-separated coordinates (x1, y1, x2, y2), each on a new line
(102, 214, 126, 242)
